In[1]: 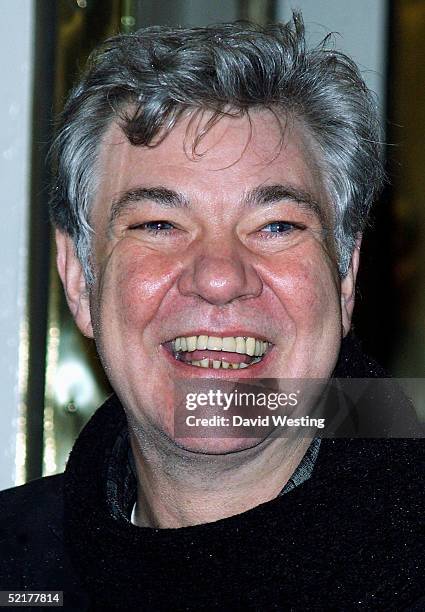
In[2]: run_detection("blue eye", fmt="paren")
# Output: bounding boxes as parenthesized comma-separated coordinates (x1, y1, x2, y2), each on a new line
(129, 221, 175, 234)
(144, 221, 174, 231)
(261, 221, 296, 234)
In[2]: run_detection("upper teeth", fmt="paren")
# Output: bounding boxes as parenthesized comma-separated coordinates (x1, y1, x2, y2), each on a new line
(172, 335, 269, 357)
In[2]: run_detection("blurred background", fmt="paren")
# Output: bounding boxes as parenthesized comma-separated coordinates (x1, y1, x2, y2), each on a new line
(1, 0, 424, 489)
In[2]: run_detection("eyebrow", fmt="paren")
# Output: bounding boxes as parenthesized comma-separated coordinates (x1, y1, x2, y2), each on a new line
(244, 184, 324, 224)
(109, 187, 189, 224)
(108, 183, 325, 226)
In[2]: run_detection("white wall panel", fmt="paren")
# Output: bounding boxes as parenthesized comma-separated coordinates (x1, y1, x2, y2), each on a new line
(0, 0, 34, 489)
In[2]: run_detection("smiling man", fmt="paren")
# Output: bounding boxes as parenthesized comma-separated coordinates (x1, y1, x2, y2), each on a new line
(1, 13, 423, 611)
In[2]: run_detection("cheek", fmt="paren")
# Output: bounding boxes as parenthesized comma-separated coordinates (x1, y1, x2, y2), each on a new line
(266, 248, 341, 329)
(96, 242, 177, 332)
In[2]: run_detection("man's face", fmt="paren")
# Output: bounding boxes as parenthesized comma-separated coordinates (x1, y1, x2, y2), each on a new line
(58, 110, 357, 450)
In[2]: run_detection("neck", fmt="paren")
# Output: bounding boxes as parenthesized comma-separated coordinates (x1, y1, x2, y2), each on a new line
(129, 429, 312, 528)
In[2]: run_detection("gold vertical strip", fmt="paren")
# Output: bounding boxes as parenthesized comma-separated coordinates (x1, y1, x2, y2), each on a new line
(390, 0, 425, 378)
(42, 0, 125, 476)
(43, 269, 60, 476)
(121, 0, 137, 32)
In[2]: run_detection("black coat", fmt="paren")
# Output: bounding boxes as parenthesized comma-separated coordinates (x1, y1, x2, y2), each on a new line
(1, 437, 424, 611)
(0, 474, 89, 610)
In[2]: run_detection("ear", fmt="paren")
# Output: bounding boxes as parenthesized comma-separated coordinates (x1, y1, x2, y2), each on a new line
(340, 234, 362, 338)
(55, 229, 94, 338)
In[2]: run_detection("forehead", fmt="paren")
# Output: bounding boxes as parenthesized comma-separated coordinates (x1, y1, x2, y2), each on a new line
(93, 109, 326, 215)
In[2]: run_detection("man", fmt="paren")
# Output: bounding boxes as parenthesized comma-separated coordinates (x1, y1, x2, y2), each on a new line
(0, 13, 423, 611)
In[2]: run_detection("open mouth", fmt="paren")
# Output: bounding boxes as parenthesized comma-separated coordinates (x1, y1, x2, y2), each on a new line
(167, 335, 272, 370)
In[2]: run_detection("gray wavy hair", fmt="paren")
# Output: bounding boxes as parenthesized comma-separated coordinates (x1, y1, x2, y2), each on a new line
(50, 12, 385, 285)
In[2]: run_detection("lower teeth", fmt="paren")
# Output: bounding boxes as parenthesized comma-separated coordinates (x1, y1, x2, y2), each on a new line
(187, 358, 261, 369)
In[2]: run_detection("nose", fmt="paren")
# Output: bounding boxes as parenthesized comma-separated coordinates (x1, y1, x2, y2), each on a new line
(177, 240, 263, 306)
